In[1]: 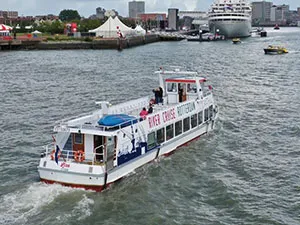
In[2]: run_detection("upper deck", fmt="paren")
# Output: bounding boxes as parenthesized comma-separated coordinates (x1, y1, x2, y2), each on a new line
(54, 67, 214, 135)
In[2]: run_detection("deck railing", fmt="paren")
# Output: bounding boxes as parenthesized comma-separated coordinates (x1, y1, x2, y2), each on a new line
(44, 144, 106, 166)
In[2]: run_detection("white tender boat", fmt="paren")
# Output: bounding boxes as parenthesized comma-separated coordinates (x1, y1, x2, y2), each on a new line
(38, 67, 219, 191)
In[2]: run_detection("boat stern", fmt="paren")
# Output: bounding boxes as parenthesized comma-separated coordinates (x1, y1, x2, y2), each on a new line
(37, 154, 106, 191)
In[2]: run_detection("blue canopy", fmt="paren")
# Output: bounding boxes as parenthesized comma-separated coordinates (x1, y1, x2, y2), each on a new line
(98, 114, 138, 127)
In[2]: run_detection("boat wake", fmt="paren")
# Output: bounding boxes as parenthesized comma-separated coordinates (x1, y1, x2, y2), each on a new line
(0, 182, 94, 225)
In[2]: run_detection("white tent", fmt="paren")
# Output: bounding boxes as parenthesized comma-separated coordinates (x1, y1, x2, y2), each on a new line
(89, 16, 135, 38)
(32, 30, 42, 34)
(135, 25, 146, 36)
(0, 24, 12, 31)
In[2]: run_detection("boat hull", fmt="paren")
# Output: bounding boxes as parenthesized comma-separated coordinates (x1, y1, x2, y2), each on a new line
(38, 118, 216, 192)
(208, 20, 251, 38)
(264, 49, 288, 54)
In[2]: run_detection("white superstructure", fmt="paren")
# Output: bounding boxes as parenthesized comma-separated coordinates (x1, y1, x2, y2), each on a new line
(37, 67, 218, 192)
(208, 0, 252, 38)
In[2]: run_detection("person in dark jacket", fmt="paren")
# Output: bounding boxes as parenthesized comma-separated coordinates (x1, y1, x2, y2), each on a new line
(148, 104, 153, 114)
(152, 88, 160, 104)
(158, 87, 163, 104)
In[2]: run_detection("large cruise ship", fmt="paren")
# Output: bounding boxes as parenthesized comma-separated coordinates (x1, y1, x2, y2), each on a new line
(208, 0, 252, 38)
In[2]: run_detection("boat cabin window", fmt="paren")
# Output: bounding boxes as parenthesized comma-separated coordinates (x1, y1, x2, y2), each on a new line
(166, 124, 174, 141)
(183, 117, 190, 132)
(191, 114, 198, 128)
(198, 111, 203, 125)
(147, 132, 156, 149)
(204, 108, 209, 121)
(209, 105, 214, 119)
(157, 128, 165, 144)
(74, 133, 83, 144)
(175, 120, 183, 136)
(167, 83, 177, 92)
(187, 83, 197, 93)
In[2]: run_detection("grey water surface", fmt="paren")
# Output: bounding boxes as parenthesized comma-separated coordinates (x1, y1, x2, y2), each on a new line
(0, 27, 300, 225)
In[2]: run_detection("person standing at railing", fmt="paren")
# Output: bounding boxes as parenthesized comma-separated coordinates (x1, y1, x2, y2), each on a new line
(139, 107, 148, 120)
(148, 104, 153, 114)
(158, 87, 163, 104)
(152, 88, 160, 104)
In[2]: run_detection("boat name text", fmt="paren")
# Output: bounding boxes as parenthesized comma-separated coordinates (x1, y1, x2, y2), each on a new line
(60, 162, 70, 168)
(177, 102, 196, 117)
(148, 107, 176, 129)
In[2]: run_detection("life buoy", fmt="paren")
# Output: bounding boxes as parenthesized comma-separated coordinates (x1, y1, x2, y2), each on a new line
(50, 149, 61, 160)
(74, 150, 85, 162)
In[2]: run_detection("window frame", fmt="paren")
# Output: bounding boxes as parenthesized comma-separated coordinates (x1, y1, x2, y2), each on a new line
(156, 127, 165, 144)
(175, 120, 183, 136)
(183, 117, 190, 132)
(166, 124, 174, 141)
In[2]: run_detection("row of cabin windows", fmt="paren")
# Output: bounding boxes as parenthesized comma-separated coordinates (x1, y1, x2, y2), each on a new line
(211, 18, 248, 22)
(147, 106, 213, 149)
(167, 82, 198, 93)
(209, 13, 249, 17)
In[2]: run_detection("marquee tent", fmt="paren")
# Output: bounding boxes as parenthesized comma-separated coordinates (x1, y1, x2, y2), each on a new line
(0, 24, 13, 31)
(32, 30, 42, 34)
(134, 25, 146, 36)
(89, 16, 135, 38)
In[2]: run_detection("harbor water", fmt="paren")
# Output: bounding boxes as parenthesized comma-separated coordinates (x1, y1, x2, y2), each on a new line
(1, 27, 300, 225)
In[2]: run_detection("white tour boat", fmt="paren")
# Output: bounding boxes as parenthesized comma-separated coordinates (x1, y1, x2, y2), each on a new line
(208, 0, 252, 38)
(38, 67, 219, 191)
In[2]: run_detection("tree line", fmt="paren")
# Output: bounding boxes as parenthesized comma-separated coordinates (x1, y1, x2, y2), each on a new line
(13, 9, 136, 35)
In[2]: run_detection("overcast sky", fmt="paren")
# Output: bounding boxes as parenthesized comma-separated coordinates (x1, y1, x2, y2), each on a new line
(1, 0, 299, 17)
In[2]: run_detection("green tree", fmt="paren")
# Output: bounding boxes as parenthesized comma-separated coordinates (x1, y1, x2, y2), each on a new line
(59, 9, 81, 21)
(78, 19, 102, 32)
(49, 20, 65, 34)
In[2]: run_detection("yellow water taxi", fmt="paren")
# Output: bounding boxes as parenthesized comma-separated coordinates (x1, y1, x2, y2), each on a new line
(264, 45, 288, 54)
(232, 38, 241, 44)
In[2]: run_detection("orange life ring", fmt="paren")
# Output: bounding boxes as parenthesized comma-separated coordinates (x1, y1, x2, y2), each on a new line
(74, 150, 85, 162)
(50, 149, 61, 160)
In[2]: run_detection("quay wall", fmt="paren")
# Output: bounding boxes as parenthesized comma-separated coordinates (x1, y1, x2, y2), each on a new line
(0, 34, 161, 51)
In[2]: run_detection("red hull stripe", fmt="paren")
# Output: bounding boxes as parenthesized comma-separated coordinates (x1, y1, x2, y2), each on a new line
(165, 78, 206, 83)
(40, 178, 111, 192)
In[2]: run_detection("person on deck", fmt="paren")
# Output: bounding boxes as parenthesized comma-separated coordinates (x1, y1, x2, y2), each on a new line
(152, 88, 160, 104)
(179, 85, 183, 102)
(148, 104, 153, 114)
(139, 107, 148, 120)
(158, 87, 163, 104)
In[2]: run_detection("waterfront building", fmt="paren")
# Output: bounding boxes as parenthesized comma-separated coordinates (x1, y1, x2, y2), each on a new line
(251, 1, 272, 25)
(178, 11, 208, 19)
(168, 8, 179, 31)
(178, 11, 208, 30)
(137, 13, 167, 29)
(138, 13, 166, 22)
(0, 10, 18, 24)
(129, 1, 145, 19)
(270, 5, 289, 24)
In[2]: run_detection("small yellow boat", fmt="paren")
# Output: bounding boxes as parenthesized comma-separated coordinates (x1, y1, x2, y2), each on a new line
(264, 45, 288, 54)
(232, 38, 241, 44)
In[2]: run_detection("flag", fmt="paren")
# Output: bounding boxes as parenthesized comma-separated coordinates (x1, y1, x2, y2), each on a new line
(55, 145, 60, 164)
(224, 5, 233, 10)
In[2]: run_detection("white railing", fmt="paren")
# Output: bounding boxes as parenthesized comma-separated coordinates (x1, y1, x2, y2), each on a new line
(44, 144, 106, 166)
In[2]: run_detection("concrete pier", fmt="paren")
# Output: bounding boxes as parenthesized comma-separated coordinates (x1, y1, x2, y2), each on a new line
(0, 34, 161, 51)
